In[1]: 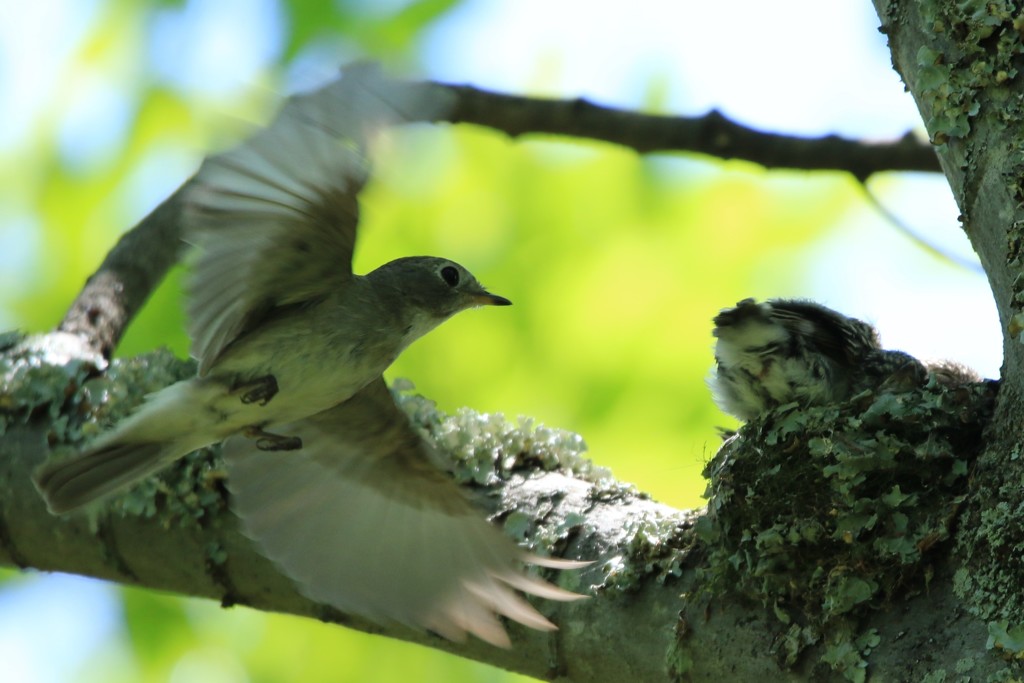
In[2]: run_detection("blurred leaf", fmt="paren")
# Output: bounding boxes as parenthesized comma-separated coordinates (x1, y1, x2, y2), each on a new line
(284, 0, 356, 59)
(364, 0, 463, 54)
(284, 0, 464, 61)
(117, 265, 190, 359)
(121, 587, 193, 669)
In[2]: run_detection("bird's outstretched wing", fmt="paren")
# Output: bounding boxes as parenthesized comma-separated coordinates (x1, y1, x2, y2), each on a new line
(184, 67, 452, 374)
(223, 378, 588, 647)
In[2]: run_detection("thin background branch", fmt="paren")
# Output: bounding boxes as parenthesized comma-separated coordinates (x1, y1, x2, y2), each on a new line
(858, 181, 984, 274)
(438, 83, 941, 177)
(55, 70, 943, 362)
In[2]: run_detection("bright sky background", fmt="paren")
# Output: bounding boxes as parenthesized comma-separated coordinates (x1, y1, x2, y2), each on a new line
(0, 1, 1002, 681)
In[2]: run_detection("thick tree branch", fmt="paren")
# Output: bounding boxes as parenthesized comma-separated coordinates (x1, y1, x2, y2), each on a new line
(0, 347, 694, 681)
(869, 0, 1024, 675)
(0, 345, 1006, 681)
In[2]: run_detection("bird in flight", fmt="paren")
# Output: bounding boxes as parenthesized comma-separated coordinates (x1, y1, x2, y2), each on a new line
(35, 67, 588, 646)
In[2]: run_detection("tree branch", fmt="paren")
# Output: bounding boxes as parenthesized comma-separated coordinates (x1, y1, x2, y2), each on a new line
(57, 188, 191, 361)
(1, 347, 695, 681)
(0, 345, 1005, 681)
(438, 85, 941, 178)
(871, 2, 1024, 667)
(53, 69, 941, 359)
(873, 1, 1022, 378)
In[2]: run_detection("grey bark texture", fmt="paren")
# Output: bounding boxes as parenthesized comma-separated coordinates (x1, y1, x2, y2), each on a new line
(3, 3, 1024, 680)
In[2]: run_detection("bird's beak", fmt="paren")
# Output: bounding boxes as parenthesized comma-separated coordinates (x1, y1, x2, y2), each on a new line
(470, 291, 512, 306)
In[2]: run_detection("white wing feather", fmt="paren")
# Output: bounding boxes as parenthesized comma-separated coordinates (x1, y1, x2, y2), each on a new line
(224, 379, 587, 646)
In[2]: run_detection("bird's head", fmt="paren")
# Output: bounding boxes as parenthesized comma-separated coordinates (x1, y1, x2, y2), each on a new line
(368, 256, 511, 331)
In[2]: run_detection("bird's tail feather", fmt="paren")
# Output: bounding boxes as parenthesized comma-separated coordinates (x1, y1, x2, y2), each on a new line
(34, 380, 224, 514)
(34, 441, 179, 514)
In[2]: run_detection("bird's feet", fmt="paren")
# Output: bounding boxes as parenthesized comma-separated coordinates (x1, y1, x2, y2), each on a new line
(243, 426, 302, 451)
(234, 375, 279, 406)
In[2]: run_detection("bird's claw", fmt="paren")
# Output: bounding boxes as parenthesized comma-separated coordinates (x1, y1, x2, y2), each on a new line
(236, 375, 279, 406)
(243, 426, 303, 451)
(256, 435, 303, 451)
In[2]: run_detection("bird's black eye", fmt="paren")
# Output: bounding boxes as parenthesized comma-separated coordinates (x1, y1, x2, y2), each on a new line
(440, 265, 460, 287)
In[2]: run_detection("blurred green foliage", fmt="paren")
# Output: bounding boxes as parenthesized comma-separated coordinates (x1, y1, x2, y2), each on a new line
(0, 0, 872, 681)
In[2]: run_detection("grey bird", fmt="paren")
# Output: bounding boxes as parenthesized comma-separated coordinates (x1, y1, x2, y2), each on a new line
(34, 70, 587, 643)
(34, 74, 508, 512)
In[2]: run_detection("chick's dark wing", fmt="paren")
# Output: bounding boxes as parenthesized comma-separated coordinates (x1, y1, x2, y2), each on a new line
(766, 299, 880, 365)
(223, 378, 587, 647)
